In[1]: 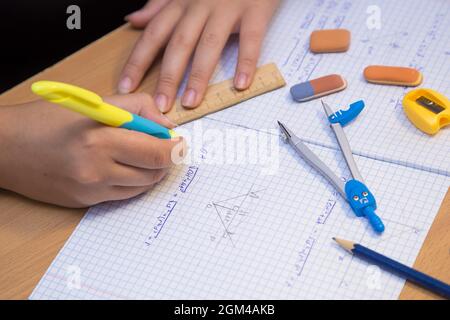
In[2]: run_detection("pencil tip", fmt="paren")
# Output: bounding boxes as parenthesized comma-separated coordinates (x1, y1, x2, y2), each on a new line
(333, 237, 355, 253)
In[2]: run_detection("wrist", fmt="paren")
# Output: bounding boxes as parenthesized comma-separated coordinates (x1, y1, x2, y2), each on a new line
(0, 105, 20, 189)
(0, 105, 16, 147)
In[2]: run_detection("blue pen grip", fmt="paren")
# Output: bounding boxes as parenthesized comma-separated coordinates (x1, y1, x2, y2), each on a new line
(121, 114, 172, 139)
(363, 207, 385, 233)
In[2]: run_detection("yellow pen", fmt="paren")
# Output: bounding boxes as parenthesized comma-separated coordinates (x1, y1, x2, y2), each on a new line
(31, 81, 177, 139)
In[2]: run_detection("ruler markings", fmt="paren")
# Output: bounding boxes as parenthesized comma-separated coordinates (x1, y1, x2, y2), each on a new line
(165, 63, 286, 125)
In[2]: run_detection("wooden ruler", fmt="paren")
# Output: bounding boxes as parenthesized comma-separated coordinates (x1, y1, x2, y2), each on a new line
(165, 63, 286, 125)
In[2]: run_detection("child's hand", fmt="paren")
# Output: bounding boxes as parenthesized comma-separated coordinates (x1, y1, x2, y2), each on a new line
(119, 0, 280, 112)
(0, 93, 185, 208)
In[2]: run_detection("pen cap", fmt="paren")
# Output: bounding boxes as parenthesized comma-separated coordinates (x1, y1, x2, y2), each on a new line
(31, 81, 132, 127)
(32, 81, 102, 104)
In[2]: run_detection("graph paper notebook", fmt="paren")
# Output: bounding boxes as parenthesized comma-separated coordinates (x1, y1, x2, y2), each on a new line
(31, 0, 449, 299)
(204, 0, 450, 176)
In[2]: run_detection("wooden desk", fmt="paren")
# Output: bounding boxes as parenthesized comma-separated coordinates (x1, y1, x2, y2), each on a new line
(0, 25, 448, 300)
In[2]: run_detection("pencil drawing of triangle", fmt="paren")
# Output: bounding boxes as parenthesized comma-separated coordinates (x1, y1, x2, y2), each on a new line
(210, 187, 266, 246)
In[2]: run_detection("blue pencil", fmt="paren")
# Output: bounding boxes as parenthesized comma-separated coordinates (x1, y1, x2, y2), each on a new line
(333, 237, 450, 299)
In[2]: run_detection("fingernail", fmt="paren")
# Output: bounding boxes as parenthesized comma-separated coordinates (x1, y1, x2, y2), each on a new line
(118, 77, 132, 94)
(235, 72, 248, 90)
(155, 93, 168, 112)
(182, 88, 197, 107)
(161, 113, 178, 128)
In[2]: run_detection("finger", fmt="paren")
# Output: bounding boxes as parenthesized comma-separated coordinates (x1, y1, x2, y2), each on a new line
(125, 0, 172, 28)
(154, 5, 210, 113)
(107, 185, 154, 202)
(104, 93, 177, 128)
(118, 2, 184, 94)
(108, 165, 167, 187)
(234, 10, 270, 90)
(106, 128, 186, 169)
(181, 12, 239, 108)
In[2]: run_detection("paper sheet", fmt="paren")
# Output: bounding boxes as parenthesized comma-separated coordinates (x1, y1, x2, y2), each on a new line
(31, 0, 450, 299)
(207, 0, 450, 175)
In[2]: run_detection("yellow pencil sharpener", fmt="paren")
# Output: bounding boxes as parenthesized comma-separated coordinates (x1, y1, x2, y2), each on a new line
(402, 88, 450, 135)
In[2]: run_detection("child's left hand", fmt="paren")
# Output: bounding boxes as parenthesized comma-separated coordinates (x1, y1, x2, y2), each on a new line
(119, 0, 281, 112)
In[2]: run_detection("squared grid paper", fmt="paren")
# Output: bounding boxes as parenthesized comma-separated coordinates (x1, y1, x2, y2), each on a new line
(207, 0, 450, 176)
(31, 117, 448, 300)
(31, 0, 449, 300)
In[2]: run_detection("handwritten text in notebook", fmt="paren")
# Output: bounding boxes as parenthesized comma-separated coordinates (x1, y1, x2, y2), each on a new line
(31, 0, 450, 299)
(31, 118, 448, 299)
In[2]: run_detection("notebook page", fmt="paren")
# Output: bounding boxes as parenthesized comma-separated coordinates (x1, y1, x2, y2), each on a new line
(30, 118, 449, 299)
(30, 0, 450, 300)
(203, 0, 450, 176)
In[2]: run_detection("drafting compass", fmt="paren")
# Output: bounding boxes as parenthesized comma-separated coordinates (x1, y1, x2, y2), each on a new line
(278, 100, 385, 233)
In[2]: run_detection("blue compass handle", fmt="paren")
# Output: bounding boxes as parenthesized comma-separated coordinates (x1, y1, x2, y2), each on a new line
(344, 179, 385, 233)
(328, 100, 365, 127)
(363, 207, 385, 233)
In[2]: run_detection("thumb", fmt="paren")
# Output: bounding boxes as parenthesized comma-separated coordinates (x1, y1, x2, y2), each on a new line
(104, 93, 177, 129)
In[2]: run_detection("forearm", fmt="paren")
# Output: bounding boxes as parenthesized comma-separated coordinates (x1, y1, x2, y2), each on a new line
(0, 105, 20, 190)
(0, 106, 14, 189)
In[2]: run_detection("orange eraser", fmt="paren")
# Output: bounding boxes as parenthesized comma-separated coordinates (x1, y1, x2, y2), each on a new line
(363, 65, 423, 86)
(290, 74, 347, 102)
(310, 29, 351, 53)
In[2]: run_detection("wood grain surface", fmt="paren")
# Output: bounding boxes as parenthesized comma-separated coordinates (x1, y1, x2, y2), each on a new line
(0, 24, 448, 300)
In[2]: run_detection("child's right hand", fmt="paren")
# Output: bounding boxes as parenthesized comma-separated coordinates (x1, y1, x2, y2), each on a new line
(0, 93, 185, 208)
